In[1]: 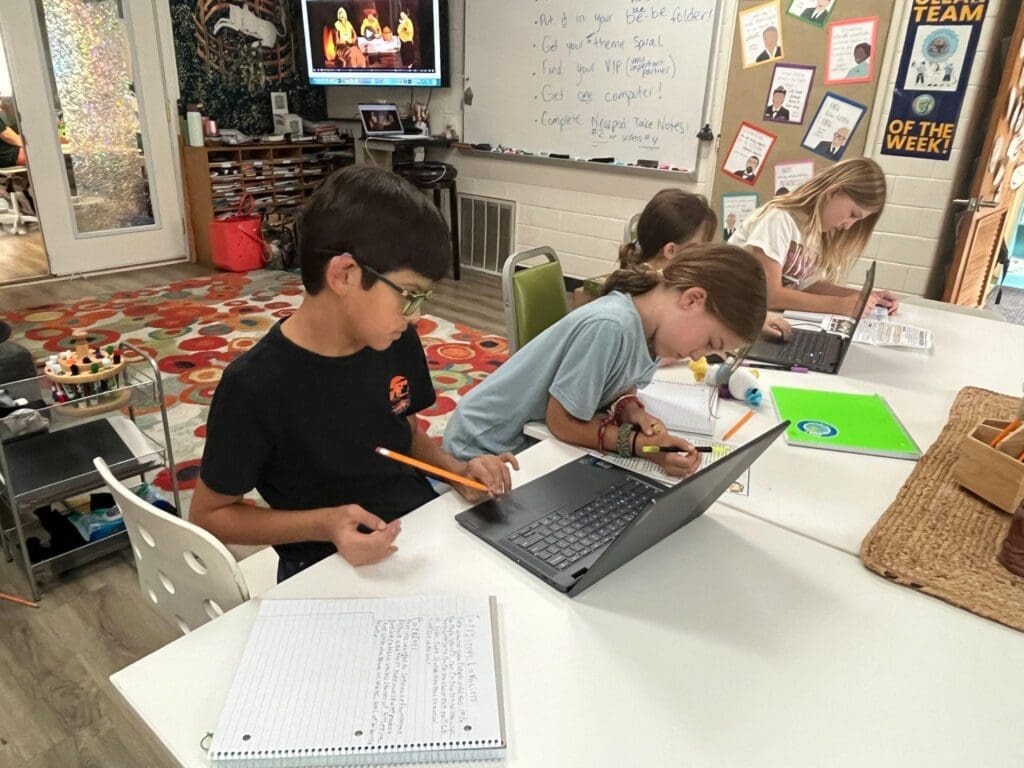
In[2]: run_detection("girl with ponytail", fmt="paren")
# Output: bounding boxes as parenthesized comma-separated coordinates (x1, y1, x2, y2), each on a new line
(623, 188, 790, 340)
(443, 243, 768, 478)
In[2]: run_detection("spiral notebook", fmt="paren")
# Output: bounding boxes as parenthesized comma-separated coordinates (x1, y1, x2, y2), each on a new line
(637, 380, 717, 435)
(209, 595, 506, 766)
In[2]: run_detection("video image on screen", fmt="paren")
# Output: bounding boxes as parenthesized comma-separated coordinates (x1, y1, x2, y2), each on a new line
(302, 0, 440, 82)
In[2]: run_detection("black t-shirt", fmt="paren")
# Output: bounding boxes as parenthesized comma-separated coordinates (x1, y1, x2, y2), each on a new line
(0, 115, 20, 167)
(200, 320, 438, 563)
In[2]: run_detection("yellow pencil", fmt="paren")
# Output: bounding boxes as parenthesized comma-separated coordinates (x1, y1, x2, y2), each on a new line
(721, 409, 754, 442)
(375, 447, 489, 492)
(0, 591, 39, 609)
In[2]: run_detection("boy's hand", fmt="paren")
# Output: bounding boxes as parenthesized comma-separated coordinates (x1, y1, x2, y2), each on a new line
(864, 289, 900, 315)
(633, 431, 701, 477)
(327, 505, 401, 566)
(762, 312, 791, 341)
(456, 453, 520, 502)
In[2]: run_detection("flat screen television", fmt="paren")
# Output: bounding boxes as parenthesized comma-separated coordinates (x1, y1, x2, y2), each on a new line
(300, 0, 449, 87)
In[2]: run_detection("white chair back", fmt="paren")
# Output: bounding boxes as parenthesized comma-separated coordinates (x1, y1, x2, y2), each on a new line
(93, 457, 251, 634)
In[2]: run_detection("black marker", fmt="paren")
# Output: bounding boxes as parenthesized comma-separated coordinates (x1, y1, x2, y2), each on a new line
(641, 445, 714, 453)
(588, 156, 614, 163)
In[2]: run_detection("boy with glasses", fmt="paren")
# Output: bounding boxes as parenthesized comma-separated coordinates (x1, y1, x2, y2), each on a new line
(191, 166, 518, 582)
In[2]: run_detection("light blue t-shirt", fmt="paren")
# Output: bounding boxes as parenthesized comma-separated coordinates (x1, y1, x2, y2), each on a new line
(443, 291, 657, 459)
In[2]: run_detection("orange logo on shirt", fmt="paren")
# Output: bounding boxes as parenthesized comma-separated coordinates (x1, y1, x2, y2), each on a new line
(389, 375, 410, 415)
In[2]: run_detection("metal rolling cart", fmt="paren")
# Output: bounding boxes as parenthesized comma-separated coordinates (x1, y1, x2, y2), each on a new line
(0, 341, 180, 601)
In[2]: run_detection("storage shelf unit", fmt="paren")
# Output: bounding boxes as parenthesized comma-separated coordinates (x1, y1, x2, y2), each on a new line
(182, 141, 355, 267)
(0, 344, 180, 601)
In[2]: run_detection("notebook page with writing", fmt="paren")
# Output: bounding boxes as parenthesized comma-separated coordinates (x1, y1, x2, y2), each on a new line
(637, 380, 717, 435)
(209, 595, 505, 766)
(593, 436, 751, 496)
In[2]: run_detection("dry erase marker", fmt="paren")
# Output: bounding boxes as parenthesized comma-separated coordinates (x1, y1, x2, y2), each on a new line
(641, 445, 713, 453)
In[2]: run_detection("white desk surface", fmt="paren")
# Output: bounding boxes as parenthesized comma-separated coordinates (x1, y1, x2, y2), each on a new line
(573, 303, 1024, 556)
(111, 439, 1024, 768)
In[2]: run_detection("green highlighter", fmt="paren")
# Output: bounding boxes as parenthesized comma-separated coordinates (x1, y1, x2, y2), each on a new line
(771, 386, 921, 460)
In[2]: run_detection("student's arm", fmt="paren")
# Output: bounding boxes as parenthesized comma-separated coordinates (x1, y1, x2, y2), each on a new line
(188, 479, 401, 566)
(545, 396, 700, 477)
(803, 280, 858, 297)
(407, 416, 518, 501)
(0, 127, 22, 148)
(747, 246, 860, 315)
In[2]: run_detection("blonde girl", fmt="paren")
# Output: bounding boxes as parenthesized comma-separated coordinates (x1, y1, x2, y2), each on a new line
(729, 157, 899, 315)
(443, 244, 768, 478)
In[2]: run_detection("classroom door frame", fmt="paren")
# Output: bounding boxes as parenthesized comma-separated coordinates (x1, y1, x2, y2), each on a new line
(0, 0, 187, 277)
(942, 7, 1024, 306)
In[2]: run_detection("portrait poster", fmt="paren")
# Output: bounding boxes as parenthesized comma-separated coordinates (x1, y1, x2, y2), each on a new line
(801, 92, 866, 162)
(721, 121, 778, 186)
(738, 1, 784, 69)
(787, 0, 836, 28)
(773, 159, 816, 195)
(826, 16, 878, 85)
(764, 64, 816, 125)
(721, 193, 760, 241)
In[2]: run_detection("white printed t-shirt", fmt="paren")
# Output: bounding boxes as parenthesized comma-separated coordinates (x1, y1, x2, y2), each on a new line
(729, 208, 819, 289)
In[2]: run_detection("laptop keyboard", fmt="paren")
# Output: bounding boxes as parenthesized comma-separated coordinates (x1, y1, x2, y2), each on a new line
(773, 329, 830, 364)
(503, 477, 660, 571)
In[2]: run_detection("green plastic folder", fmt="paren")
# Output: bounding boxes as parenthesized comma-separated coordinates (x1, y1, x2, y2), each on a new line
(770, 386, 921, 460)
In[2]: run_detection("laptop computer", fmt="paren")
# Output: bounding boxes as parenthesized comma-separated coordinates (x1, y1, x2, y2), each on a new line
(746, 262, 876, 374)
(357, 103, 425, 141)
(456, 422, 788, 595)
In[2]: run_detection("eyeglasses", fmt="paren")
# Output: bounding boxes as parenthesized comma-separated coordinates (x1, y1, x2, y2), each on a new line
(360, 264, 432, 316)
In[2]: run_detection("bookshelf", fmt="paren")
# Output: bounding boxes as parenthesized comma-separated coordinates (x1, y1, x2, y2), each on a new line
(182, 140, 355, 267)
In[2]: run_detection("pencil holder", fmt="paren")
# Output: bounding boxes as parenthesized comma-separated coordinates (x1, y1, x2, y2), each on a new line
(42, 331, 131, 417)
(953, 419, 1024, 514)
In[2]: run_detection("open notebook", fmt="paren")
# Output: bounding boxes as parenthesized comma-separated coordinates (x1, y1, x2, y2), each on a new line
(637, 380, 717, 435)
(209, 595, 506, 766)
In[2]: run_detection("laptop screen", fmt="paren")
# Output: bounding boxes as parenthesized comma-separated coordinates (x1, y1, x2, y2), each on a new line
(845, 261, 876, 337)
(358, 103, 404, 136)
(833, 261, 876, 370)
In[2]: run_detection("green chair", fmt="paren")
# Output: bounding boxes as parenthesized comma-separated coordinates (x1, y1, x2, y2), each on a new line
(502, 246, 569, 353)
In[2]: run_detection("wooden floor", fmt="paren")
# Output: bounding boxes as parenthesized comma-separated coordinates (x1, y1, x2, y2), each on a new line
(0, 230, 50, 285)
(0, 261, 212, 311)
(0, 262, 505, 768)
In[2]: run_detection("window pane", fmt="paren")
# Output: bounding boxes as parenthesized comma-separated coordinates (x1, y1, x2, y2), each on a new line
(36, 0, 155, 233)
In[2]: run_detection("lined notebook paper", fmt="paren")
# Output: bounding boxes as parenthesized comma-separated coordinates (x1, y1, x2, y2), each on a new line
(637, 380, 717, 435)
(595, 436, 751, 496)
(209, 595, 506, 766)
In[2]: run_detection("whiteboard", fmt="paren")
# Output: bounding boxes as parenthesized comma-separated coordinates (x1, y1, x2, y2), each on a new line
(463, 1, 719, 172)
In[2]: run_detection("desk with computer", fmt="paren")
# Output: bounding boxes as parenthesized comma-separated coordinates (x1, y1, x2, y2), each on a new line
(355, 102, 453, 171)
(111, 276, 1024, 765)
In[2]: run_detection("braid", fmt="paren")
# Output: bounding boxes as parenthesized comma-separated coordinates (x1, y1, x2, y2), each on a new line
(602, 263, 661, 296)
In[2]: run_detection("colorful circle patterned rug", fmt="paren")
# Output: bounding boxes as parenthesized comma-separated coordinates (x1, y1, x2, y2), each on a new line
(2, 270, 508, 511)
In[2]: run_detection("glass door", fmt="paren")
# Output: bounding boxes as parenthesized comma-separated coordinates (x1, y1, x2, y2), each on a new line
(0, 30, 50, 284)
(0, 0, 185, 275)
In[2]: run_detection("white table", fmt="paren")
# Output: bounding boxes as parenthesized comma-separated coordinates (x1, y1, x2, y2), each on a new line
(111, 440, 1024, 768)
(642, 302, 1024, 555)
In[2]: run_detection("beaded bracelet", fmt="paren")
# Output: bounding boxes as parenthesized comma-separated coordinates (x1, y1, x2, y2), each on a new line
(617, 423, 637, 457)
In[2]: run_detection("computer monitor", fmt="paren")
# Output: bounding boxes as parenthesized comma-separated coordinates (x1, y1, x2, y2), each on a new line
(300, 0, 449, 87)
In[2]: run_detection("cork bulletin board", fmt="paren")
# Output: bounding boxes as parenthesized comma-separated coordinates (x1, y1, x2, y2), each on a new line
(712, 0, 895, 240)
